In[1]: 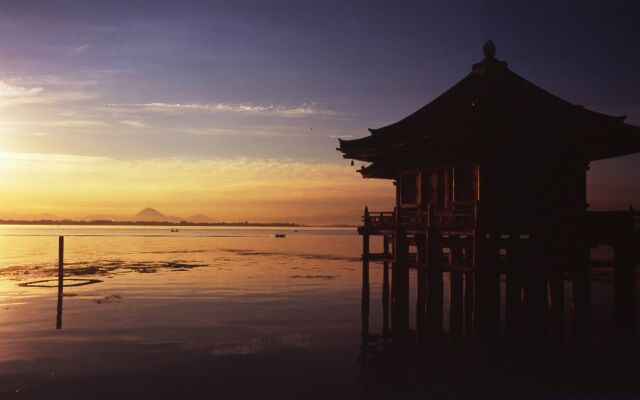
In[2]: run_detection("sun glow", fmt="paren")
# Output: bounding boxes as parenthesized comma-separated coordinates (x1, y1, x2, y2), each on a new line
(0, 152, 393, 224)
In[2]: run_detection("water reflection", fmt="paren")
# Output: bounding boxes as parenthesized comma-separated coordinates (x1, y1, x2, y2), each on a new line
(57, 266, 63, 330)
(0, 227, 635, 398)
(360, 250, 639, 397)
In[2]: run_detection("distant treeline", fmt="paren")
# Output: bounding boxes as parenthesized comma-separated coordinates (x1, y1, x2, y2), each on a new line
(0, 219, 302, 227)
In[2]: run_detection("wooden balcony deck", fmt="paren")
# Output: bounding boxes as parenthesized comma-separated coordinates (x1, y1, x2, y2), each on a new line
(359, 202, 477, 235)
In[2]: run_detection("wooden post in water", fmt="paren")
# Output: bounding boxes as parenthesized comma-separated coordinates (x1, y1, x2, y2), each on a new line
(56, 236, 64, 330)
(382, 235, 390, 341)
(572, 247, 591, 349)
(416, 234, 427, 333)
(450, 271, 464, 342)
(548, 269, 565, 345)
(361, 207, 370, 341)
(613, 234, 637, 358)
(464, 271, 474, 337)
(426, 267, 444, 335)
(505, 269, 523, 340)
(392, 208, 410, 339)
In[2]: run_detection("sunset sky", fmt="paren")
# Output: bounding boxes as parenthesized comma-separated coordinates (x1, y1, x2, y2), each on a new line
(1, 1, 639, 224)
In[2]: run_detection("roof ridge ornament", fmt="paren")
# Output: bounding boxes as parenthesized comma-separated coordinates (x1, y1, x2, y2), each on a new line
(472, 40, 506, 75)
(483, 40, 496, 58)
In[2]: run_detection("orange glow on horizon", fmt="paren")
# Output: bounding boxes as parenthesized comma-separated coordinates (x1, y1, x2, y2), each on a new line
(0, 152, 393, 225)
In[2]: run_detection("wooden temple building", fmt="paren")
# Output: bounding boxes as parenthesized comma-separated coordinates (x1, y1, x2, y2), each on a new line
(338, 42, 640, 347)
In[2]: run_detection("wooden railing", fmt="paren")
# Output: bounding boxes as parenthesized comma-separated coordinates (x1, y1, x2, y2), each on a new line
(362, 201, 478, 231)
(432, 202, 476, 229)
(365, 210, 395, 228)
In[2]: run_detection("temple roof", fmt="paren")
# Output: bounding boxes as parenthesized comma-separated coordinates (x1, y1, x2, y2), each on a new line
(338, 42, 640, 177)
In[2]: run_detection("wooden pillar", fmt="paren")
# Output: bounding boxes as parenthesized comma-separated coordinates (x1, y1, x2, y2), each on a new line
(464, 270, 474, 337)
(522, 269, 549, 345)
(426, 268, 444, 335)
(448, 235, 459, 266)
(474, 238, 500, 341)
(548, 270, 565, 345)
(505, 269, 523, 340)
(613, 238, 637, 356)
(392, 222, 410, 338)
(416, 234, 427, 332)
(572, 254, 591, 349)
(450, 271, 464, 341)
(382, 236, 390, 341)
(361, 207, 370, 341)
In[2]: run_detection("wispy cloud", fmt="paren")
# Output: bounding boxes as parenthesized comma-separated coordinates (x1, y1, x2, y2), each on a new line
(0, 151, 111, 164)
(71, 44, 92, 54)
(0, 80, 44, 106)
(3, 119, 109, 128)
(0, 76, 98, 108)
(120, 120, 148, 128)
(181, 126, 309, 138)
(105, 102, 335, 117)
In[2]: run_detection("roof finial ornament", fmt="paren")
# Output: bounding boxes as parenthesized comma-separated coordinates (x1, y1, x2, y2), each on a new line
(483, 40, 496, 58)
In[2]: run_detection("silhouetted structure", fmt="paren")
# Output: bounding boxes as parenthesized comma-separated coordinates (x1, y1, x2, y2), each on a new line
(340, 42, 640, 395)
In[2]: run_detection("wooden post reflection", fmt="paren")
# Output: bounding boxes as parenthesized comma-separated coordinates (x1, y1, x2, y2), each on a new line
(56, 236, 64, 330)
(383, 236, 390, 341)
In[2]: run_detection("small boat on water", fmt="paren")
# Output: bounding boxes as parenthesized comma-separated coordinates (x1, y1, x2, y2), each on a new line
(274, 233, 286, 238)
(170, 228, 180, 233)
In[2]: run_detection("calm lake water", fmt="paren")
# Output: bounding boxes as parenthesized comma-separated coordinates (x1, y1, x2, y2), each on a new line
(0, 225, 635, 399)
(0, 225, 388, 399)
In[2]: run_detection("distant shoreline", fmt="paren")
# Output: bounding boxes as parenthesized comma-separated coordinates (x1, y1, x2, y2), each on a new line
(0, 220, 357, 228)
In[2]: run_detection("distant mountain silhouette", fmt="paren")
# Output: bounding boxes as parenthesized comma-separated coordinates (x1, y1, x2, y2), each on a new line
(136, 207, 165, 219)
(0, 208, 299, 226)
(185, 214, 217, 223)
(134, 208, 181, 222)
(0, 212, 61, 221)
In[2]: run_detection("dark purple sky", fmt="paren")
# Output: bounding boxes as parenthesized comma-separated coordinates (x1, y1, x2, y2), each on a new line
(1, 0, 638, 212)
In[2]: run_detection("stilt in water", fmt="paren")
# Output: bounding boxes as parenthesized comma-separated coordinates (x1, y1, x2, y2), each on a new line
(392, 227, 410, 342)
(548, 270, 565, 346)
(450, 271, 464, 342)
(382, 236, 391, 342)
(426, 268, 443, 336)
(474, 235, 500, 342)
(416, 234, 427, 333)
(613, 237, 637, 360)
(572, 249, 592, 350)
(361, 207, 370, 342)
(505, 268, 523, 340)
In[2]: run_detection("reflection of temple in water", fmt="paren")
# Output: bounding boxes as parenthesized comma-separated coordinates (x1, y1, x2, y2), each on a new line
(338, 42, 639, 396)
